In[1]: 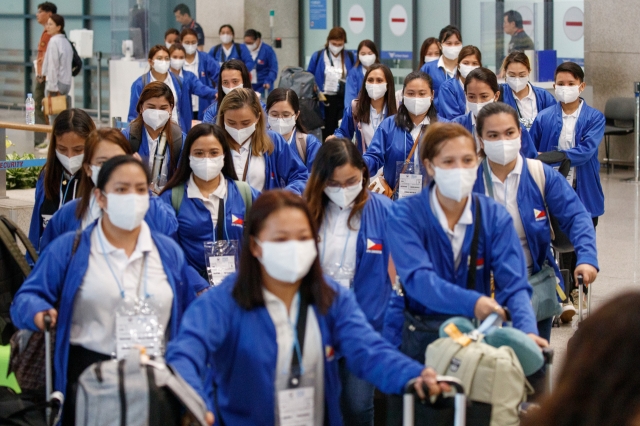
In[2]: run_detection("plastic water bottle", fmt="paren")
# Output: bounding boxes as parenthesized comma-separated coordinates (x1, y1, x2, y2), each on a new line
(26, 93, 35, 125)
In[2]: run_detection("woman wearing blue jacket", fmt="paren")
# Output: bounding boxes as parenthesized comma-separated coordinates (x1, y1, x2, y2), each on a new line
(28, 108, 95, 256)
(344, 39, 380, 108)
(218, 88, 308, 194)
(243, 29, 279, 96)
(333, 63, 398, 154)
(419, 25, 462, 100)
(451, 67, 537, 158)
(386, 122, 547, 365)
(266, 88, 321, 172)
(165, 189, 447, 425)
(436, 45, 482, 120)
(208, 24, 255, 71)
(304, 138, 393, 425)
(159, 123, 259, 279)
(473, 103, 598, 340)
(499, 52, 556, 129)
(181, 28, 220, 120)
(127, 45, 192, 133)
(11, 156, 201, 426)
(363, 70, 436, 197)
(41, 128, 178, 251)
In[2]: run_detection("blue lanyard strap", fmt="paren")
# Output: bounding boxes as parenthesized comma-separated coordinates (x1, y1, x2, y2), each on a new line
(59, 174, 76, 208)
(289, 291, 308, 388)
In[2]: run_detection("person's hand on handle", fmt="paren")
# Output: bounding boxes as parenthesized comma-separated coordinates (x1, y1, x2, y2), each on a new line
(205, 412, 215, 425)
(263, 83, 271, 90)
(527, 333, 549, 349)
(414, 367, 451, 400)
(474, 296, 506, 322)
(34, 309, 58, 331)
(575, 264, 597, 287)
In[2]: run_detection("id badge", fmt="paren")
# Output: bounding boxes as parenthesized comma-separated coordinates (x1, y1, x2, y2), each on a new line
(278, 387, 314, 426)
(204, 240, 239, 286)
(251, 69, 258, 84)
(41, 214, 53, 230)
(396, 161, 424, 199)
(324, 67, 341, 93)
(115, 312, 161, 360)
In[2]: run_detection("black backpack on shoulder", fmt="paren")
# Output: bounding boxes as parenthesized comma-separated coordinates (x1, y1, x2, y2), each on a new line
(69, 40, 83, 77)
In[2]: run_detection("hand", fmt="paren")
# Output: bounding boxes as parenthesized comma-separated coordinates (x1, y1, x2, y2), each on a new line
(575, 264, 598, 287)
(324, 135, 336, 142)
(205, 411, 215, 425)
(414, 367, 451, 400)
(263, 83, 271, 90)
(34, 308, 58, 331)
(133, 152, 143, 162)
(527, 333, 549, 349)
(474, 296, 506, 322)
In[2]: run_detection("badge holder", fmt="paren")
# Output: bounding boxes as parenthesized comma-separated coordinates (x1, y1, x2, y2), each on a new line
(325, 263, 355, 289)
(395, 161, 428, 200)
(204, 240, 239, 286)
(324, 66, 342, 94)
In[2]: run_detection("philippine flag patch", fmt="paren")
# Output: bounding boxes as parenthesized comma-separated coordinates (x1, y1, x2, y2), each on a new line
(534, 209, 547, 222)
(231, 214, 244, 226)
(325, 346, 335, 361)
(366, 238, 383, 254)
(476, 258, 485, 269)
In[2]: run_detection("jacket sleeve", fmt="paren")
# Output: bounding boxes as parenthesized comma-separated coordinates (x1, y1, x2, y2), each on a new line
(386, 200, 484, 317)
(564, 110, 605, 167)
(202, 103, 217, 124)
(189, 73, 217, 100)
(265, 47, 279, 87)
(538, 88, 557, 110)
(307, 51, 319, 74)
(39, 205, 69, 252)
(344, 70, 360, 109)
(334, 105, 356, 139)
(331, 286, 424, 394)
(205, 56, 220, 88)
(437, 81, 464, 120)
(528, 115, 543, 151)
(275, 134, 309, 194)
(382, 292, 405, 348)
(128, 79, 142, 123)
(363, 120, 388, 176)
(520, 124, 538, 159)
(240, 44, 256, 71)
(28, 174, 45, 254)
(148, 196, 179, 241)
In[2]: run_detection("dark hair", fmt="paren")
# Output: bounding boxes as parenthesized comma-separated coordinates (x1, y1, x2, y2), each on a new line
(219, 24, 235, 36)
(38, 2, 57, 14)
(475, 102, 520, 138)
(419, 37, 442, 68)
(173, 3, 190, 16)
(169, 43, 186, 55)
(43, 109, 96, 202)
(96, 155, 150, 191)
(304, 138, 370, 230)
(355, 39, 380, 67)
(161, 123, 238, 193)
(326, 27, 347, 44)
(354, 63, 397, 125)
(165, 28, 180, 39)
(49, 13, 65, 34)
(266, 88, 308, 134)
(464, 67, 500, 94)
(180, 28, 198, 41)
(555, 61, 584, 83)
(217, 59, 252, 105)
(232, 190, 336, 314)
(502, 51, 531, 73)
(244, 29, 262, 40)
(504, 10, 524, 29)
(439, 25, 462, 44)
(148, 44, 170, 61)
(76, 128, 133, 219)
(523, 292, 640, 426)
(420, 122, 475, 162)
(395, 71, 438, 132)
(458, 45, 482, 65)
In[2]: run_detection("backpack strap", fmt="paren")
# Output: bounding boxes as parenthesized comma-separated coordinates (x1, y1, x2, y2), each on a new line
(295, 132, 308, 164)
(212, 45, 221, 60)
(0, 217, 32, 278)
(526, 158, 555, 241)
(234, 43, 242, 59)
(234, 180, 253, 215)
(171, 184, 186, 215)
(71, 226, 82, 255)
(142, 72, 148, 87)
(467, 197, 482, 290)
(170, 125, 184, 169)
(0, 216, 38, 265)
(128, 120, 143, 153)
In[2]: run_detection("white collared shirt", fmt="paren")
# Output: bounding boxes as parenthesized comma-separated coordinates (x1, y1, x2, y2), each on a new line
(184, 53, 200, 112)
(230, 138, 267, 191)
(559, 100, 583, 183)
(319, 201, 360, 278)
(187, 173, 227, 231)
(359, 105, 387, 148)
(149, 72, 179, 122)
(70, 219, 173, 355)
(431, 185, 473, 270)
(222, 45, 232, 59)
(263, 289, 324, 426)
(410, 116, 430, 166)
(81, 192, 103, 230)
(486, 155, 532, 271)
(144, 129, 170, 185)
(323, 50, 343, 95)
(514, 83, 538, 121)
(437, 56, 456, 79)
(249, 43, 261, 84)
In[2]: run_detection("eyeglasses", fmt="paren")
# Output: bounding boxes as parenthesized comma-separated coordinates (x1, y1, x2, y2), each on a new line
(268, 112, 295, 119)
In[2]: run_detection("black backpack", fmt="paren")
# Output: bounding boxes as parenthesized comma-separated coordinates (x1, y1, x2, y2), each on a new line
(70, 40, 83, 77)
(278, 67, 324, 131)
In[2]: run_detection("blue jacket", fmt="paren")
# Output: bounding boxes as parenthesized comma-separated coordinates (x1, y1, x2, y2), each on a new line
(39, 193, 179, 252)
(307, 49, 356, 117)
(420, 59, 455, 102)
(201, 96, 267, 125)
(474, 156, 599, 289)
(251, 43, 279, 92)
(500, 83, 557, 118)
(208, 43, 255, 71)
(334, 104, 391, 154)
(259, 130, 309, 194)
(436, 77, 466, 120)
(121, 126, 186, 182)
(10, 221, 200, 396)
(159, 179, 259, 274)
(451, 112, 538, 159)
(386, 185, 538, 335)
(178, 70, 217, 130)
(529, 100, 606, 217)
(271, 129, 321, 173)
(127, 72, 193, 135)
(193, 51, 220, 120)
(344, 64, 365, 108)
(165, 276, 424, 423)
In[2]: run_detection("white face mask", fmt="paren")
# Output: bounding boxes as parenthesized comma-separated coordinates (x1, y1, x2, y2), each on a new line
(458, 64, 479, 79)
(328, 44, 343, 56)
(256, 239, 318, 283)
(246, 42, 258, 51)
(483, 136, 521, 166)
(359, 54, 376, 67)
(56, 151, 84, 175)
(183, 43, 198, 55)
(403, 96, 432, 116)
(366, 83, 387, 101)
(170, 58, 185, 70)
(165, 41, 173, 50)
(555, 85, 581, 104)
(225, 122, 257, 144)
(103, 192, 150, 231)
(90, 165, 101, 187)
(506, 76, 529, 93)
(222, 84, 243, 95)
(442, 45, 462, 60)
(268, 116, 297, 136)
(433, 166, 478, 202)
(424, 56, 439, 63)
(467, 99, 494, 117)
(324, 181, 363, 208)
(152, 59, 170, 74)
(220, 34, 233, 44)
(190, 155, 225, 182)
(142, 109, 171, 130)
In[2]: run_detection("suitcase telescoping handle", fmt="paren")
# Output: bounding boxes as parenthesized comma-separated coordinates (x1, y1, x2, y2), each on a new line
(403, 375, 466, 426)
(44, 314, 52, 425)
(577, 274, 592, 323)
(542, 347, 555, 395)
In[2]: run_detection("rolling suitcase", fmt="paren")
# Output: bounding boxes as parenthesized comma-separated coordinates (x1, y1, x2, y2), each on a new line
(402, 376, 467, 426)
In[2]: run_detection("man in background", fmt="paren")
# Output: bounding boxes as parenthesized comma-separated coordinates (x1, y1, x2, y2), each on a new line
(503, 10, 534, 53)
(173, 4, 204, 51)
(34, 2, 56, 147)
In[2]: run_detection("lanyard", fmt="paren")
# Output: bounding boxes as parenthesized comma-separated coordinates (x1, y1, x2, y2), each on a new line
(320, 212, 351, 269)
(288, 291, 308, 388)
(241, 143, 252, 182)
(59, 174, 77, 209)
(97, 228, 149, 300)
(482, 158, 509, 206)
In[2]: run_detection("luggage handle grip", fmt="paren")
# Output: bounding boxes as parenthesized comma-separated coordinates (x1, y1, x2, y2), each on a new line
(43, 313, 52, 332)
(403, 375, 465, 396)
(542, 347, 554, 365)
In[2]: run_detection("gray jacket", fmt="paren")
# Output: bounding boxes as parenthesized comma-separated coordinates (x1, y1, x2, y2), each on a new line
(42, 34, 73, 95)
